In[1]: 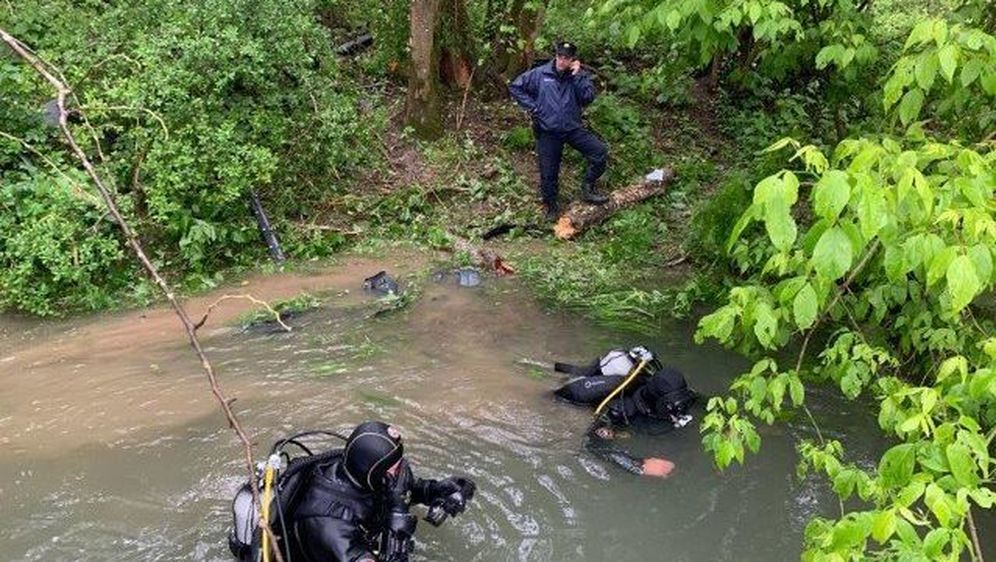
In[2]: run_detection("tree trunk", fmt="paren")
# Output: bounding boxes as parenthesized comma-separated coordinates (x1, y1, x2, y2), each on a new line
(439, 0, 474, 89)
(406, 0, 444, 139)
(553, 168, 676, 240)
(482, 0, 548, 90)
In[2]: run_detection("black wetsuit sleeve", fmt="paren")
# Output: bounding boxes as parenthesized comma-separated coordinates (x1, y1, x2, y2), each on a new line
(410, 477, 438, 506)
(295, 515, 376, 562)
(585, 420, 645, 475)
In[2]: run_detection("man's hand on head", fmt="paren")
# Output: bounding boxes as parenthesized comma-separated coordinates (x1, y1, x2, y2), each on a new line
(570, 60, 581, 75)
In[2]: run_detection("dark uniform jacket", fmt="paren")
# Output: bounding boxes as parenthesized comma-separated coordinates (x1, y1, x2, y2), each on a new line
(508, 60, 596, 132)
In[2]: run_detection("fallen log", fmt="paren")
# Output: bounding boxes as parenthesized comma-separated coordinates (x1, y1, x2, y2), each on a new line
(553, 167, 676, 240)
(448, 233, 515, 276)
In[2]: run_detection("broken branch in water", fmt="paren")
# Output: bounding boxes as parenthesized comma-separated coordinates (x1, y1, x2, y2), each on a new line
(447, 232, 515, 276)
(193, 294, 292, 332)
(0, 27, 286, 562)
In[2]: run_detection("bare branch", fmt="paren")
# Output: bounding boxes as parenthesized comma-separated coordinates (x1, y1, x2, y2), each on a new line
(194, 294, 292, 332)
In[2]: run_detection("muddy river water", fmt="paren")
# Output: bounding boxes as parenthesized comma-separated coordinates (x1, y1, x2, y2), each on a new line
(1, 253, 894, 561)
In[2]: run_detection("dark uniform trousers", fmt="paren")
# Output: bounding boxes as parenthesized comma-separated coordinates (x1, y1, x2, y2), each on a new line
(533, 125, 608, 206)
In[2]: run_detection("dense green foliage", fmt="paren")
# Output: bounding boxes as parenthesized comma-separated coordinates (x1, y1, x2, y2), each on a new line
(1, 0, 372, 314)
(673, 5, 996, 559)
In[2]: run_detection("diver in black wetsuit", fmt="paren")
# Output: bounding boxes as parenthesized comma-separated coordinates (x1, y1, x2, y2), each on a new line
(553, 347, 697, 478)
(229, 421, 475, 562)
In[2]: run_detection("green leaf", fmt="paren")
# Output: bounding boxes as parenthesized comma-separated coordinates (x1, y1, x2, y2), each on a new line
(938, 44, 959, 83)
(716, 439, 736, 469)
(961, 57, 983, 87)
(879, 443, 916, 488)
(898, 89, 924, 125)
(946, 443, 978, 487)
(871, 510, 896, 543)
(915, 53, 938, 91)
(813, 170, 851, 222)
(812, 227, 853, 280)
(970, 488, 996, 509)
(927, 246, 959, 287)
(855, 180, 888, 240)
(793, 282, 818, 330)
(750, 375, 767, 403)
(665, 10, 681, 30)
(815, 45, 839, 70)
(726, 205, 757, 252)
(768, 376, 785, 409)
(626, 24, 641, 48)
(968, 244, 993, 285)
(696, 306, 737, 343)
(924, 483, 952, 527)
(899, 413, 923, 433)
(753, 301, 778, 348)
(923, 528, 949, 558)
(905, 20, 933, 49)
(946, 255, 980, 313)
(932, 19, 948, 46)
(789, 376, 805, 406)
(982, 71, 996, 96)
(829, 517, 869, 551)
(764, 196, 797, 252)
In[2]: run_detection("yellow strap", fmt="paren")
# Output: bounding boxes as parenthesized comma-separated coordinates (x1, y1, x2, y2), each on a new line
(261, 464, 276, 562)
(594, 359, 648, 416)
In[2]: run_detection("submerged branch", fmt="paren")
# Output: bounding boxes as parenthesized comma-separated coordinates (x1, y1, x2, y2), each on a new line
(194, 294, 292, 332)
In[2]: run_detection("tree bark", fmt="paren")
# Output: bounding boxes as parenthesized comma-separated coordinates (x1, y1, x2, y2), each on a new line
(553, 168, 676, 240)
(483, 0, 548, 90)
(406, 0, 444, 139)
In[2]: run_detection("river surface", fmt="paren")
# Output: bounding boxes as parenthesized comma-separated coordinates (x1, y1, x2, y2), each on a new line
(1, 252, 892, 561)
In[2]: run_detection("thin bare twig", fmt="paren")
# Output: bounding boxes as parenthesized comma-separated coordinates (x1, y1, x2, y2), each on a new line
(967, 507, 985, 562)
(0, 28, 285, 562)
(194, 294, 292, 332)
(455, 65, 477, 131)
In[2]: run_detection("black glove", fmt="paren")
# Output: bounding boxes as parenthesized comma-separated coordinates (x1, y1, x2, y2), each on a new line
(424, 476, 476, 526)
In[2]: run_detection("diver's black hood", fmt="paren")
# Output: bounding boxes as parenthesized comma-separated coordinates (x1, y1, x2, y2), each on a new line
(342, 421, 404, 492)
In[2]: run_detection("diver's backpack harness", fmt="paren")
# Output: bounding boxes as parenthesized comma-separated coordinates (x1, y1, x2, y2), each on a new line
(229, 431, 349, 562)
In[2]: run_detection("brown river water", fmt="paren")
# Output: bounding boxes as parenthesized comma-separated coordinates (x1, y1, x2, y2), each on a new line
(0, 252, 899, 561)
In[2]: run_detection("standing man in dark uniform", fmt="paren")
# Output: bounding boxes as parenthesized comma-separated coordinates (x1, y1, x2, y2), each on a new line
(509, 41, 609, 221)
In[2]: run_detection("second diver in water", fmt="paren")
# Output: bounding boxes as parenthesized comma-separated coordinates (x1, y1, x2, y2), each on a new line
(552, 346, 697, 478)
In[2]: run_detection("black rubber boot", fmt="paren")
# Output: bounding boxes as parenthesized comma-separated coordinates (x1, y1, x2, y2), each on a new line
(581, 182, 609, 205)
(543, 201, 561, 222)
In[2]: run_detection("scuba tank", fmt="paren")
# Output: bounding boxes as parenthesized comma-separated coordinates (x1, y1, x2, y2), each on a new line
(553, 347, 664, 405)
(228, 431, 347, 562)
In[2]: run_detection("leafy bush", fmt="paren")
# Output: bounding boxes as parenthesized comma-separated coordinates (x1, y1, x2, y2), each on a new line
(1, 0, 374, 314)
(0, 171, 131, 316)
(695, 19, 996, 557)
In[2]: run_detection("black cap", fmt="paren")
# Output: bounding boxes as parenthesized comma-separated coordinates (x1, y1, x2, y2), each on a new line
(555, 40, 578, 59)
(342, 421, 404, 491)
